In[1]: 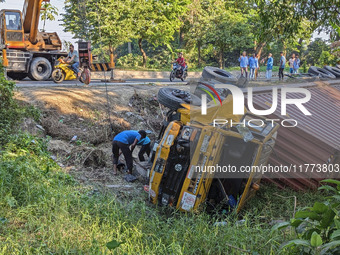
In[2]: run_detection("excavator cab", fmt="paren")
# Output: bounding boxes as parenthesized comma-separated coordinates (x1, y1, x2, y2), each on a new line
(0, 10, 25, 49)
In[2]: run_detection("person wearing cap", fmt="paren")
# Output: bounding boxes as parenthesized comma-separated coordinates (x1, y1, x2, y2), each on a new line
(112, 130, 146, 175)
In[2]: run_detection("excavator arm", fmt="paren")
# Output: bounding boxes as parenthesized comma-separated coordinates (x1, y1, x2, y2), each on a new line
(22, 0, 49, 44)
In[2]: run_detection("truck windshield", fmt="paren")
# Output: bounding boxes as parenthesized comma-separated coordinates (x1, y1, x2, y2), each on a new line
(5, 12, 22, 30)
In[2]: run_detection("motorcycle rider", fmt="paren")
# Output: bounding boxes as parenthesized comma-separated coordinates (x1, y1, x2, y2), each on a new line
(64, 44, 80, 77)
(172, 52, 187, 78)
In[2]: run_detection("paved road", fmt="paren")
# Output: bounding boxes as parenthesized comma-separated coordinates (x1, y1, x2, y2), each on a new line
(15, 78, 189, 88)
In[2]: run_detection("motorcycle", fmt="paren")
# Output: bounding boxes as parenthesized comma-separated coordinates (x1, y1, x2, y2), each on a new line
(170, 63, 187, 82)
(52, 57, 91, 85)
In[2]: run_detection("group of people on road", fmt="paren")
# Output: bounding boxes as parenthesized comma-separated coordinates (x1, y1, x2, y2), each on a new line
(239, 51, 301, 80)
(238, 51, 260, 80)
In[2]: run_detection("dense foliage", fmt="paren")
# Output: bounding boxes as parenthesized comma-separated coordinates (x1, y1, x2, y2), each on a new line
(273, 180, 340, 254)
(61, 0, 340, 69)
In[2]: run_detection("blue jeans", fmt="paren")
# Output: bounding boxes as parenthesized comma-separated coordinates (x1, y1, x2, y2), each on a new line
(266, 69, 272, 79)
(71, 62, 80, 74)
(290, 68, 294, 74)
(249, 68, 255, 79)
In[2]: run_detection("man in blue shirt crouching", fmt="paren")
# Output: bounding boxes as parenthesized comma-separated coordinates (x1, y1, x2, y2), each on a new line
(112, 130, 147, 175)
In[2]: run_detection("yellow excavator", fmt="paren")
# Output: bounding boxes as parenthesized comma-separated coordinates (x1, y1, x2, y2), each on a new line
(0, 0, 66, 80)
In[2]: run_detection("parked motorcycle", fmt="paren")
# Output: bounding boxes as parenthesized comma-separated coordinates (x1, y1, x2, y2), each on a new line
(170, 63, 187, 82)
(52, 57, 91, 84)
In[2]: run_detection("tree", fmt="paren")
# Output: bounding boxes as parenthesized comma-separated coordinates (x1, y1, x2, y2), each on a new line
(131, 0, 189, 68)
(295, 0, 340, 30)
(206, 3, 253, 68)
(62, 0, 91, 40)
(304, 38, 331, 66)
(62, 0, 133, 67)
(85, 0, 134, 67)
(255, 0, 340, 41)
(181, 0, 213, 67)
(40, 3, 58, 32)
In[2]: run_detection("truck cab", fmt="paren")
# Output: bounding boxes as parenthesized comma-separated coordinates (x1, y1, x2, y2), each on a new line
(150, 87, 279, 214)
(0, 10, 26, 49)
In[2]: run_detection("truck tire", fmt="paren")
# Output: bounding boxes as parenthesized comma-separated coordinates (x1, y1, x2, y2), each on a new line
(7, 72, 27, 80)
(323, 66, 340, 78)
(308, 66, 336, 79)
(157, 87, 201, 110)
(29, 57, 52, 81)
(201, 66, 238, 84)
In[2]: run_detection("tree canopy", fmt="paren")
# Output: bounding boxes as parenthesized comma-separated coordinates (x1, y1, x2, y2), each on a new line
(61, 0, 340, 68)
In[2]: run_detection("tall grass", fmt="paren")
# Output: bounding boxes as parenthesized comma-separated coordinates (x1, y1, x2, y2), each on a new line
(0, 133, 324, 254)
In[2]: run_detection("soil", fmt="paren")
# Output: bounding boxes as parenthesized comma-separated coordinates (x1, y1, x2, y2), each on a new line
(16, 83, 187, 197)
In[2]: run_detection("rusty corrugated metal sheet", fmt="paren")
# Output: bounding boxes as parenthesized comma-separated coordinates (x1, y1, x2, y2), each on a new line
(248, 81, 340, 190)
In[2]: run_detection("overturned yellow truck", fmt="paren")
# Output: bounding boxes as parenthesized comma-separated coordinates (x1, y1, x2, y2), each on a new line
(149, 83, 279, 213)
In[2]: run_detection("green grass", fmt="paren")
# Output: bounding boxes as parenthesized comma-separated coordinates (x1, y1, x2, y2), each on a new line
(0, 132, 325, 254)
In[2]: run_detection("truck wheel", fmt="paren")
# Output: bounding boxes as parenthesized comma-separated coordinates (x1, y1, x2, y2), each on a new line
(51, 69, 65, 83)
(158, 87, 201, 110)
(323, 66, 340, 78)
(29, 57, 52, 81)
(201, 66, 238, 84)
(308, 66, 336, 79)
(7, 72, 27, 80)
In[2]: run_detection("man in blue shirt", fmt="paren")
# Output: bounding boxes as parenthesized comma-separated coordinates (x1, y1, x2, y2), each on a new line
(279, 52, 286, 80)
(137, 134, 151, 162)
(112, 130, 146, 175)
(266, 53, 273, 80)
(238, 51, 249, 78)
(293, 55, 300, 74)
(248, 53, 257, 80)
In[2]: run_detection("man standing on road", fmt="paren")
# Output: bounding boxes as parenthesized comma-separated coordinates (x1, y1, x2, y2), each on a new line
(266, 53, 273, 80)
(294, 55, 300, 74)
(64, 44, 80, 77)
(112, 130, 147, 175)
(249, 53, 257, 80)
(239, 51, 249, 78)
(279, 52, 286, 80)
(288, 53, 296, 74)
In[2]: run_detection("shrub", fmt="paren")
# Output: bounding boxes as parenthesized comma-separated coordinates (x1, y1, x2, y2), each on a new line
(0, 64, 20, 144)
(272, 179, 340, 254)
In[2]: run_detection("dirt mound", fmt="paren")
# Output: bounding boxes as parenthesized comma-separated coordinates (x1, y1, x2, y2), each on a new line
(20, 118, 45, 137)
(40, 109, 125, 145)
(48, 139, 72, 156)
(126, 91, 164, 132)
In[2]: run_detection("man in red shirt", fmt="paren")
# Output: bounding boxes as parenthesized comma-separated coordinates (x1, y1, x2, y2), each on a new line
(172, 52, 187, 78)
